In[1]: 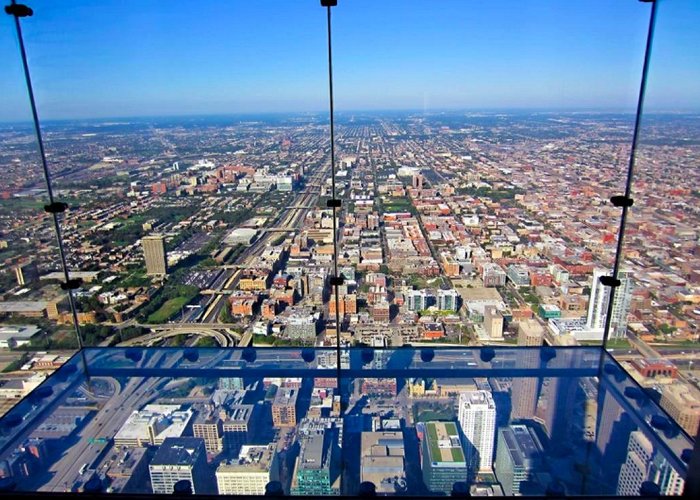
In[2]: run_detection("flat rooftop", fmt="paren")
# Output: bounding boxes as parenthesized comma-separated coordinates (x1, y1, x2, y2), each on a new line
(424, 421, 466, 464)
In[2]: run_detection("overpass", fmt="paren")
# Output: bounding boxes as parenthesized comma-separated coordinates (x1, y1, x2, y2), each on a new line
(118, 329, 231, 347)
(118, 323, 243, 347)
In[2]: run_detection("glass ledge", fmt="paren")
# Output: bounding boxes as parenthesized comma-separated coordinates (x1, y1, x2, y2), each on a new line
(0, 347, 692, 497)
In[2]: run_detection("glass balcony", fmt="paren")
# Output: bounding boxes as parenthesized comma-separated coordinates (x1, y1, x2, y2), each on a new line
(0, 346, 693, 496)
(1, 0, 699, 496)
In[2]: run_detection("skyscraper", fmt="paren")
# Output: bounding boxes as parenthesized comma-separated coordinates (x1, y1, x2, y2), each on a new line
(142, 234, 167, 276)
(494, 425, 543, 496)
(483, 306, 504, 339)
(437, 289, 459, 311)
(510, 320, 543, 420)
(149, 437, 208, 494)
(659, 382, 700, 437)
(595, 386, 636, 492)
(540, 349, 579, 444)
(458, 391, 496, 473)
(617, 431, 684, 496)
(587, 268, 633, 338)
(291, 428, 341, 496)
(419, 421, 468, 494)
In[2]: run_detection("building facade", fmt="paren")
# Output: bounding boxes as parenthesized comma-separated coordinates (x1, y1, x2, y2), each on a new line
(142, 234, 167, 276)
(458, 390, 496, 473)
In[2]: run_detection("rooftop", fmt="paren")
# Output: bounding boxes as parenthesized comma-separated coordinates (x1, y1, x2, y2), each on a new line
(150, 437, 205, 467)
(424, 421, 466, 464)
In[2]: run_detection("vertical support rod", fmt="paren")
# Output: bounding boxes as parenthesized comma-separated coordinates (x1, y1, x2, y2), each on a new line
(600, 0, 657, 352)
(325, 4, 342, 388)
(9, 1, 88, 370)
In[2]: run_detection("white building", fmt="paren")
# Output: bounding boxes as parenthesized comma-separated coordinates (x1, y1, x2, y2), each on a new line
(587, 269, 634, 339)
(458, 390, 496, 473)
(149, 437, 208, 494)
(114, 404, 193, 447)
(617, 431, 684, 496)
(216, 444, 279, 495)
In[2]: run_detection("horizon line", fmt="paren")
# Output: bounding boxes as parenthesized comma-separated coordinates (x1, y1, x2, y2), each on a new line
(1, 107, 699, 125)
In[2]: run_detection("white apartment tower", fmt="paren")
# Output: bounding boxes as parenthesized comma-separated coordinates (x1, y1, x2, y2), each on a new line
(587, 268, 634, 339)
(458, 390, 496, 473)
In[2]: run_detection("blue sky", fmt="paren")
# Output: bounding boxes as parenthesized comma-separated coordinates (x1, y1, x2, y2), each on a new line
(1, 0, 699, 120)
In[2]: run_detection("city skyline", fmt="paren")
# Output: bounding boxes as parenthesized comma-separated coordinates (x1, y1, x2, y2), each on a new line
(1, 0, 700, 120)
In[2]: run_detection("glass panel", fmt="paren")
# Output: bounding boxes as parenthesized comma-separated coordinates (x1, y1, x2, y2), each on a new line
(0, 347, 690, 495)
(14, 0, 329, 349)
(331, 0, 649, 350)
(0, 6, 79, 418)
(615, 0, 700, 443)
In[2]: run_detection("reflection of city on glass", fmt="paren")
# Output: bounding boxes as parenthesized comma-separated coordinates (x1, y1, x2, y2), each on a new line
(0, 347, 693, 495)
(0, 0, 699, 496)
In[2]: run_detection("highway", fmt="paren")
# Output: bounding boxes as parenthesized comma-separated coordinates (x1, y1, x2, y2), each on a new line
(111, 159, 332, 349)
(37, 350, 182, 492)
(194, 158, 333, 341)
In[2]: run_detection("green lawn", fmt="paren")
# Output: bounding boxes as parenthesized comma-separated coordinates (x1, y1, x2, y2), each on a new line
(147, 296, 190, 323)
(451, 447, 465, 462)
(414, 399, 455, 422)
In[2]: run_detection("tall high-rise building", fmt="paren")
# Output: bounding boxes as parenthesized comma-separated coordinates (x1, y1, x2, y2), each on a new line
(510, 320, 543, 420)
(419, 421, 468, 494)
(540, 349, 579, 443)
(222, 404, 255, 454)
(595, 386, 636, 491)
(291, 428, 341, 496)
(216, 444, 279, 495)
(412, 173, 424, 190)
(483, 306, 504, 339)
(617, 431, 684, 496)
(458, 391, 496, 473)
(149, 437, 208, 494)
(659, 382, 700, 437)
(360, 431, 406, 495)
(142, 234, 168, 276)
(586, 268, 633, 338)
(494, 425, 543, 496)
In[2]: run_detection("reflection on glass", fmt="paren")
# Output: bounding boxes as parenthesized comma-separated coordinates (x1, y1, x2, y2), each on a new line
(617, 0, 700, 448)
(0, 7, 78, 419)
(0, 347, 691, 495)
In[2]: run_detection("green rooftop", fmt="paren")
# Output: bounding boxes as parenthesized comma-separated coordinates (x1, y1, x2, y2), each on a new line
(425, 421, 466, 464)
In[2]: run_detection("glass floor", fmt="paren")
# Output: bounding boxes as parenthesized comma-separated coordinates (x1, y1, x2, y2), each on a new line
(0, 347, 692, 496)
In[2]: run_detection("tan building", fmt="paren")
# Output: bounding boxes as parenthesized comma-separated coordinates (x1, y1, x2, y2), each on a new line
(441, 254, 460, 277)
(142, 234, 167, 276)
(483, 306, 503, 339)
(329, 293, 357, 316)
(272, 387, 298, 428)
(238, 269, 270, 291)
(660, 383, 700, 436)
(193, 411, 223, 453)
(518, 319, 544, 346)
(360, 431, 406, 494)
(216, 444, 279, 495)
(510, 320, 544, 419)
